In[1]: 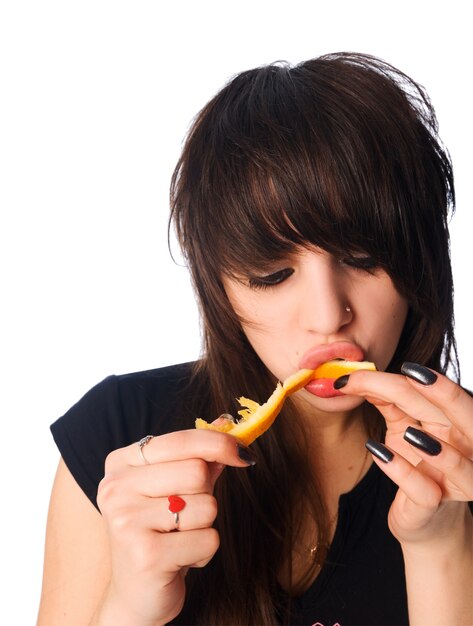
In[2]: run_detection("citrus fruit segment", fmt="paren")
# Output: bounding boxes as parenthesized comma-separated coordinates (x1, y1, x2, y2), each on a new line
(195, 359, 376, 445)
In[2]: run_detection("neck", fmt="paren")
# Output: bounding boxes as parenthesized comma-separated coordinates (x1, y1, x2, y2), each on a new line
(278, 399, 373, 595)
(293, 395, 368, 450)
(291, 398, 371, 506)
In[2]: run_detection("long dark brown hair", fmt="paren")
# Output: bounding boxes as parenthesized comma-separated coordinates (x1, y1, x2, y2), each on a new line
(169, 52, 457, 624)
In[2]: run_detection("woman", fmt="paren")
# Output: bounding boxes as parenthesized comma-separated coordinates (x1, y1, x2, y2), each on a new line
(38, 53, 472, 625)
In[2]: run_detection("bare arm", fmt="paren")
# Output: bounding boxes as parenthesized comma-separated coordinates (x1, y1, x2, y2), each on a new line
(37, 459, 111, 626)
(38, 431, 254, 626)
(338, 366, 473, 626)
(402, 504, 473, 626)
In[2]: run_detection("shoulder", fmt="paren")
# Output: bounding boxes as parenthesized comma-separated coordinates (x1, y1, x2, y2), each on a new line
(112, 361, 198, 415)
(114, 361, 208, 434)
(53, 361, 199, 436)
(50, 361, 205, 507)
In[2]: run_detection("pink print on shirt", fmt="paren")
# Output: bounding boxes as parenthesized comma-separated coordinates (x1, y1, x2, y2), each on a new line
(312, 622, 341, 626)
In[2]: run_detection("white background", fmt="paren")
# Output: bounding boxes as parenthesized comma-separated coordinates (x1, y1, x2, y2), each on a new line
(1, 1, 471, 622)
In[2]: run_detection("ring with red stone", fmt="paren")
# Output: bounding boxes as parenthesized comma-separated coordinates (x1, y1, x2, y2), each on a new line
(168, 495, 186, 530)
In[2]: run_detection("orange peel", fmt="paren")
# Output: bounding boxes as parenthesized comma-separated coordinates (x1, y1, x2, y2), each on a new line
(195, 359, 376, 445)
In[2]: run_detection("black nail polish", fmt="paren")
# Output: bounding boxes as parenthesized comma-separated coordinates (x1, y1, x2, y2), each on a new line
(404, 426, 441, 456)
(237, 444, 257, 466)
(401, 362, 437, 385)
(365, 438, 394, 463)
(334, 374, 350, 390)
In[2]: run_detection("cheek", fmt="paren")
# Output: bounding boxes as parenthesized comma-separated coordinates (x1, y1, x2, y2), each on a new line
(223, 283, 292, 366)
(388, 285, 409, 324)
(364, 276, 408, 330)
(365, 289, 408, 367)
(223, 284, 267, 348)
(386, 300, 409, 343)
(225, 283, 289, 334)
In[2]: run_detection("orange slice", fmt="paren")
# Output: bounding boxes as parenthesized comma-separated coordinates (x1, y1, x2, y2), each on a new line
(195, 359, 376, 445)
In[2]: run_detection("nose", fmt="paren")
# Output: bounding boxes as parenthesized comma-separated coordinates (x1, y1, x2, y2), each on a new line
(297, 254, 351, 337)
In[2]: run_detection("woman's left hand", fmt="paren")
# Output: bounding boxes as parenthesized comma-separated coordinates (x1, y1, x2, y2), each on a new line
(336, 362, 473, 545)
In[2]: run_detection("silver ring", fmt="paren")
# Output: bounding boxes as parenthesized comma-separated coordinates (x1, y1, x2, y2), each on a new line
(168, 495, 186, 531)
(138, 435, 154, 464)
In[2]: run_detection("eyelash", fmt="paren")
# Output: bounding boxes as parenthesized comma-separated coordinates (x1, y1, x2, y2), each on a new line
(247, 257, 378, 290)
(248, 268, 295, 290)
(341, 256, 379, 271)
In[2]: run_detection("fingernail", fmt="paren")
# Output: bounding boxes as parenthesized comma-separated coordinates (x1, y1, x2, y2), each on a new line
(334, 374, 350, 389)
(237, 444, 257, 466)
(401, 362, 437, 385)
(212, 413, 237, 427)
(404, 426, 441, 456)
(365, 438, 394, 463)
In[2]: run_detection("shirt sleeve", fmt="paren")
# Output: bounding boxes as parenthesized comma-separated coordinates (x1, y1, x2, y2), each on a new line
(50, 375, 126, 509)
(50, 363, 196, 510)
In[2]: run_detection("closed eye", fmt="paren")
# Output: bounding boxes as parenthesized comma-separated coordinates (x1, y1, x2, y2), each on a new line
(248, 267, 294, 290)
(340, 256, 379, 272)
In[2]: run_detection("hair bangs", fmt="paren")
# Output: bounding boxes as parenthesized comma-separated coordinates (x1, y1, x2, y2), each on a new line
(174, 55, 443, 282)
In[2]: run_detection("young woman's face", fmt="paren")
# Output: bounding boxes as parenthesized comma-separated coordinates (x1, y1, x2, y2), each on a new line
(223, 246, 409, 413)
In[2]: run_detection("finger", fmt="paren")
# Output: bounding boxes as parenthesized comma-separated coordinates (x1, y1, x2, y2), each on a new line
(365, 439, 443, 526)
(113, 493, 218, 534)
(159, 528, 220, 572)
(115, 458, 216, 498)
(336, 370, 449, 426)
(401, 362, 473, 439)
(106, 429, 257, 472)
(403, 427, 473, 499)
(367, 399, 419, 434)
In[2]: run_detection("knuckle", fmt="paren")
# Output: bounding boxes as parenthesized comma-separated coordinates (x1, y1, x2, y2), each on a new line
(419, 480, 443, 511)
(97, 473, 117, 508)
(200, 429, 236, 459)
(353, 369, 370, 385)
(203, 495, 218, 524)
(129, 536, 160, 574)
(423, 490, 442, 511)
(97, 472, 125, 511)
(443, 452, 463, 474)
(349, 368, 378, 391)
(444, 380, 463, 405)
(201, 528, 220, 556)
(188, 458, 210, 486)
(104, 448, 122, 473)
(109, 509, 136, 535)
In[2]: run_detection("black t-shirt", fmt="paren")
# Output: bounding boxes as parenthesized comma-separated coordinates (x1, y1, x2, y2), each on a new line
(51, 362, 409, 626)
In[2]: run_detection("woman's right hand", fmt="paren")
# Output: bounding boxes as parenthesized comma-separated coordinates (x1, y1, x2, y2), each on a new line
(94, 429, 255, 626)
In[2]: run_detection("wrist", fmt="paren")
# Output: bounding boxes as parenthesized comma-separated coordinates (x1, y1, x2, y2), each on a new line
(401, 502, 472, 556)
(90, 586, 168, 626)
(400, 506, 473, 626)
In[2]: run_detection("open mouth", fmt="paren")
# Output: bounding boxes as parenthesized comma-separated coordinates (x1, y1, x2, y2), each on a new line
(299, 341, 369, 398)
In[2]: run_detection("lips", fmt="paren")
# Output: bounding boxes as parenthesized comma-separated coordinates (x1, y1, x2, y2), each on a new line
(298, 341, 365, 372)
(298, 341, 366, 399)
